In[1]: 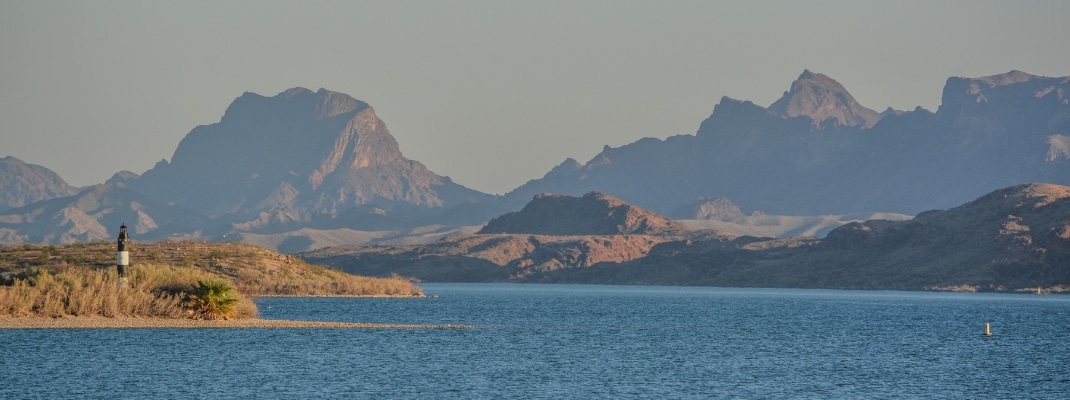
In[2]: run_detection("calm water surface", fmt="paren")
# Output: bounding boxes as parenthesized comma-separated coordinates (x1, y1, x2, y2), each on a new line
(2, 283, 1068, 399)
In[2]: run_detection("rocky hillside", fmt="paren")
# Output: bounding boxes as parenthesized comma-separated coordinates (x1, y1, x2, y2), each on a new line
(304, 183, 1070, 292)
(304, 192, 697, 281)
(0, 156, 79, 212)
(479, 191, 687, 236)
(505, 70, 1070, 216)
(301, 234, 683, 282)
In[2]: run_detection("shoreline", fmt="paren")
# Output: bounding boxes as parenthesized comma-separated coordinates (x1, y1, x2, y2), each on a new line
(0, 316, 468, 330)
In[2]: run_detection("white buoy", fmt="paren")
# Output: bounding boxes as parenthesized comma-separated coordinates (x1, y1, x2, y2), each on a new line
(984, 322, 991, 336)
(116, 224, 130, 288)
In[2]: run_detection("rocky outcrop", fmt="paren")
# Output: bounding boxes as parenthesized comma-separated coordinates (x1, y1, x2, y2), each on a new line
(0, 157, 80, 213)
(671, 197, 746, 222)
(479, 191, 687, 236)
(300, 234, 683, 282)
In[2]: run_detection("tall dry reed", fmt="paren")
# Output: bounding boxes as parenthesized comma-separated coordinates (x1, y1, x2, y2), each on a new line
(0, 264, 257, 319)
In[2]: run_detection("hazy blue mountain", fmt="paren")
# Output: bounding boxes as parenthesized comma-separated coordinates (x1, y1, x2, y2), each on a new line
(126, 88, 491, 221)
(504, 71, 1070, 216)
(4, 72, 1068, 250)
(0, 156, 80, 213)
(0, 184, 213, 244)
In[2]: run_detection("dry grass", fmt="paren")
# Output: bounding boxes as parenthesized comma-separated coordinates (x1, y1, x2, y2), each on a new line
(0, 264, 257, 319)
(0, 241, 423, 319)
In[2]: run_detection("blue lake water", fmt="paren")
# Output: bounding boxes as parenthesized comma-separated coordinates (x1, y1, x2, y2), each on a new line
(2, 283, 1069, 399)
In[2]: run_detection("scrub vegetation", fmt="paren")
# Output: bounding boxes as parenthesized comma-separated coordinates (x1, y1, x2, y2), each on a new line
(0, 241, 422, 319)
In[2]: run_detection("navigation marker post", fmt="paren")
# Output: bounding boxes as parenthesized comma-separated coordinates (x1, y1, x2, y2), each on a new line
(117, 224, 130, 289)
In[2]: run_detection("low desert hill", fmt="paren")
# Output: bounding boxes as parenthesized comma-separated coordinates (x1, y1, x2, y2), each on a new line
(479, 191, 687, 236)
(304, 183, 1070, 292)
(0, 240, 422, 297)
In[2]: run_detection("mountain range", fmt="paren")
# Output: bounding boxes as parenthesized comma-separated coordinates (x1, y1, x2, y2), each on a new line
(1, 70, 1067, 254)
(504, 70, 1070, 215)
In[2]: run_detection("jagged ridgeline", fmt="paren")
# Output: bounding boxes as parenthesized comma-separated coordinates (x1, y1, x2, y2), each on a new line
(504, 70, 1070, 215)
(1, 71, 1068, 250)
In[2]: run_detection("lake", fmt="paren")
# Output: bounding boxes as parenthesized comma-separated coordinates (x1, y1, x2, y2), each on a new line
(2, 283, 1068, 398)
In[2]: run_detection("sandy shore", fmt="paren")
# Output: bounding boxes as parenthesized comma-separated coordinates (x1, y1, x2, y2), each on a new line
(0, 316, 469, 330)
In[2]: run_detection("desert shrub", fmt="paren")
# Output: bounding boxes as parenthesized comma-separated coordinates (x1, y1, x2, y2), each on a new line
(32, 251, 49, 266)
(208, 249, 229, 260)
(0, 264, 257, 319)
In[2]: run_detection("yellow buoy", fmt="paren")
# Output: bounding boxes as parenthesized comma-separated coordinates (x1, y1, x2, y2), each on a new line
(984, 322, 991, 336)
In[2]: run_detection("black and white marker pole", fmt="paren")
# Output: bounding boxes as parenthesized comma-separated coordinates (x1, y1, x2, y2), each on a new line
(117, 224, 129, 288)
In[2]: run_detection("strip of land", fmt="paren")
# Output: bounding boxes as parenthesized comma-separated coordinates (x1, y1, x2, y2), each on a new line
(0, 317, 468, 329)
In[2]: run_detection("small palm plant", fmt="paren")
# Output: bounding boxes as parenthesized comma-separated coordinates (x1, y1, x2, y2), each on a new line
(187, 279, 239, 320)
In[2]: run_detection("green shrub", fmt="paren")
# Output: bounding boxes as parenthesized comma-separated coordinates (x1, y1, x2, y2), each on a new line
(187, 279, 239, 320)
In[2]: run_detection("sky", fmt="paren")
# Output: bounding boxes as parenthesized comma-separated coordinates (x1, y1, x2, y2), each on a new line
(2, 1, 1068, 195)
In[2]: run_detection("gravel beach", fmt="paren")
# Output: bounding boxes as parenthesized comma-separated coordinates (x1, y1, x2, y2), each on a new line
(0, 316, 467, 329)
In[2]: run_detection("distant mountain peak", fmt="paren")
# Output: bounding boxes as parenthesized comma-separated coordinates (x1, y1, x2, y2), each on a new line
(128, 87, 488, 218)
(542, 158, 583, 179)
(0, 156, 80, 212)
(768, 70, 881, 129)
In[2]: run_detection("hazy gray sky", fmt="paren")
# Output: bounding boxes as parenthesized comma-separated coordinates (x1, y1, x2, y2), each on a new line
(2, 1, 1068, 194)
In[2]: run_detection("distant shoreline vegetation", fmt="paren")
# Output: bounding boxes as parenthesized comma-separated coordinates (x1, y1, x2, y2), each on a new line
(0, 241, 423, 320)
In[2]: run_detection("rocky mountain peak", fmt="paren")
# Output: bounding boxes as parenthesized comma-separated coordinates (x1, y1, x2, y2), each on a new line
(223, 87, 371, 125)
(128, 88, 487, 219)
(768, 70, 882, 128)
(542, 158, 583, 179)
